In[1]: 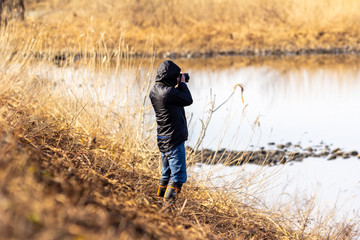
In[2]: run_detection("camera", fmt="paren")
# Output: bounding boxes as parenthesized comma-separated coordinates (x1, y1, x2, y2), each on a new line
(181, 73, 190, 82)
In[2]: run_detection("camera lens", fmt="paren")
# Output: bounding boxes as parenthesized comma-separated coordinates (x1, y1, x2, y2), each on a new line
(184, 73, 190, 82)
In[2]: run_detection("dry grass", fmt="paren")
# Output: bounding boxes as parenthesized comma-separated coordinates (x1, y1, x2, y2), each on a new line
(5, 0, 360, 57)
(1, 2, 360, 239)
(1, 98, 358, 239)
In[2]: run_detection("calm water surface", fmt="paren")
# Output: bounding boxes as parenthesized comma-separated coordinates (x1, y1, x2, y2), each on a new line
(186, 63, 360, 151)
(184, 58, 360, 219)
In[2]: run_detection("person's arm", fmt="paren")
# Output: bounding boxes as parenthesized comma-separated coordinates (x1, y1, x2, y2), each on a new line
(166, 82, 193, 106)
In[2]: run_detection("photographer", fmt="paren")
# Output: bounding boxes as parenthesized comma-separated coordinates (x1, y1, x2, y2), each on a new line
(149, 60, 193, 207)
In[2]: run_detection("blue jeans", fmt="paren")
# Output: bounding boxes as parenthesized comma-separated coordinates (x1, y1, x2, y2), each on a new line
(160, 142, 187, 184)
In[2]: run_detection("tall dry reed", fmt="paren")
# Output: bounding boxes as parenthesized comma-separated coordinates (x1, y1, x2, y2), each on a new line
(18, 0, 360, 56)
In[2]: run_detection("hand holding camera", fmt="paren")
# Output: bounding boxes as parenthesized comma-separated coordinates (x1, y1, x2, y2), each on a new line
(179, 73, 190, 83)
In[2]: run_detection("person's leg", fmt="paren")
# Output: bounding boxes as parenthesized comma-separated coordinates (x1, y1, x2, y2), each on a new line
(168, 142, 187, 184)
(157, 151, 171, 197)
(164, 142, 187, 205)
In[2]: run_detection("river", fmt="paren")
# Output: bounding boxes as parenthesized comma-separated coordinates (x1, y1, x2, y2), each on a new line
(185, 57, 360, 151)
(183, 56, 360, 220)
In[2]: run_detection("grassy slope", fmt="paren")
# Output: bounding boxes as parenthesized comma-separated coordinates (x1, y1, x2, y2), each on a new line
(0, 89, 303, 240)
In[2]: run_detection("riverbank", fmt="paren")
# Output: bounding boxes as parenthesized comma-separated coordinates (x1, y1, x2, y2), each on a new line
(1, 92, 359, 239)
(0, 77, 323, 240)
(19, 47, 360, 67)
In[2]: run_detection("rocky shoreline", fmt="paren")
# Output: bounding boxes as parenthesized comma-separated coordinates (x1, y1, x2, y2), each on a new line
(190, 143, 360, 166)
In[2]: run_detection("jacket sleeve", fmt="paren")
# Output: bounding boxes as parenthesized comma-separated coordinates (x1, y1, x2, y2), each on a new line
(166, 82, 193, 106)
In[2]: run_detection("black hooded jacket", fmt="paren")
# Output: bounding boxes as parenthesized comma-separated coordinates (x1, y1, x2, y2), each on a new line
(149, 60, 193, 152)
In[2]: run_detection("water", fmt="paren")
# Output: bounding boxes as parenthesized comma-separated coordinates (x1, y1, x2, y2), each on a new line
(185, 61, 360, 151)
(182, 57, 360, 219)
(191, 157, 360, 220)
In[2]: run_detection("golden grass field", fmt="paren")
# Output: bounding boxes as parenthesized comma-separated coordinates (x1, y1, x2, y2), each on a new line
(10, 0, 360, 57)
(1, 0, 360, 239)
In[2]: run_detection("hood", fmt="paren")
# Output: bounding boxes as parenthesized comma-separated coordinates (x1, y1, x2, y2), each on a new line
(155, 60, 181, 86)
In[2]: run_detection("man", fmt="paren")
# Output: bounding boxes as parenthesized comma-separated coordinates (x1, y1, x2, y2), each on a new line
(149, 60, 193, 206)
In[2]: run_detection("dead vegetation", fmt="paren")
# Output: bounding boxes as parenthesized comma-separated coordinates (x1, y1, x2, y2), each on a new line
(13, 0, 360, 57)
(1, 2, 360, 238)
(0, 88, 303, 240)
(1, 88, 358, 239)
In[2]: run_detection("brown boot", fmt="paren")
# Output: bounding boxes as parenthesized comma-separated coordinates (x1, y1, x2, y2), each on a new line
(164, 181, 182, 207)
(157, 180, 168, 197)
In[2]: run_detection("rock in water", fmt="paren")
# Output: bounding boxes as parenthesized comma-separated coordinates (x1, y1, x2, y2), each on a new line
(350, 151, 358, 156)
(306, 147, 313, 152)
(331, 148, 340, 154)
(321, 150, 329, 156)
(277, 144, 285, 149)
(335, 150, 343, 156)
